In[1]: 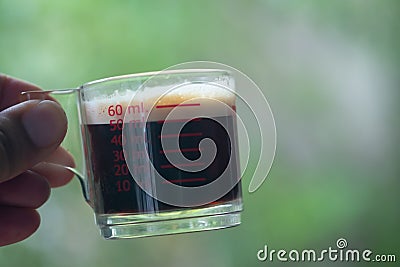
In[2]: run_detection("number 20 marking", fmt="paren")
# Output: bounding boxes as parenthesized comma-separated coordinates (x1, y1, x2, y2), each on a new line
(114, 164, 129, 176)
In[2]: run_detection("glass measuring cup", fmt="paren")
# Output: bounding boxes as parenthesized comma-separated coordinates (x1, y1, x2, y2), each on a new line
(21, 69, 242, 239)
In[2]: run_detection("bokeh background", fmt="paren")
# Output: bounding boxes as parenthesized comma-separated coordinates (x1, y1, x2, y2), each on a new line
(1, 0, 399, 266)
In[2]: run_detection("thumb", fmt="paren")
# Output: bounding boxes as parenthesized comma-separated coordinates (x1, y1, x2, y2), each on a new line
(0, 100, 67, 182)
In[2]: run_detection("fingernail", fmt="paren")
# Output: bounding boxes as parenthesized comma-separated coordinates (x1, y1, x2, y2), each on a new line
(22, 100, 67, 147)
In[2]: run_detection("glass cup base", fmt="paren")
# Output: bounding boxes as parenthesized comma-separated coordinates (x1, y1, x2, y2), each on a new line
(96, 200, 242, 239)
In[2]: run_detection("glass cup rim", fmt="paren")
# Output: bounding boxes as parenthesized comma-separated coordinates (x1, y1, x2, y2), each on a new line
(82, 68, 231, 88)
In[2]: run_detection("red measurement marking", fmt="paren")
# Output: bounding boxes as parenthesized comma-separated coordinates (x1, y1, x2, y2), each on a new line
(160, 148, 200, 154)
(157, 118, 202, 124)
(156, 103, 200, 109)
(232, 105, 236, 111)
(160, 162, 204, 169)
(163, 177, 207, 184)
(209, 200, 223, 206)
(158, 132, 202, 138)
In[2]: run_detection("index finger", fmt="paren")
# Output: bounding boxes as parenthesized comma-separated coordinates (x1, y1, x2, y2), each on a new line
(0, 74, 43, 111)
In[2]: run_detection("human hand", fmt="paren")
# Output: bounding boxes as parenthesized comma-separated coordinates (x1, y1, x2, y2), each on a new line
(0, 74, 75, 246)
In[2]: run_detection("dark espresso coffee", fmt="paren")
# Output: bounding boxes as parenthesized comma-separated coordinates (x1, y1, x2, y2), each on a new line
(87, 117, 241, 214)
(83, 89, 242, 215)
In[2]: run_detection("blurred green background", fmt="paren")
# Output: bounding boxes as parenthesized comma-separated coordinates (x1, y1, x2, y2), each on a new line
(1, 0, 399, 266)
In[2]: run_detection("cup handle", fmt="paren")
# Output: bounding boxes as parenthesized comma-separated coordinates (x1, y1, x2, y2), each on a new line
(20, 89, 92, 206)
(59, 164, 89, 202)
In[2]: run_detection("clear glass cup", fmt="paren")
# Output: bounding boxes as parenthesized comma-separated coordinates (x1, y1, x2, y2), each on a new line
(21, 69, 242, 239)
